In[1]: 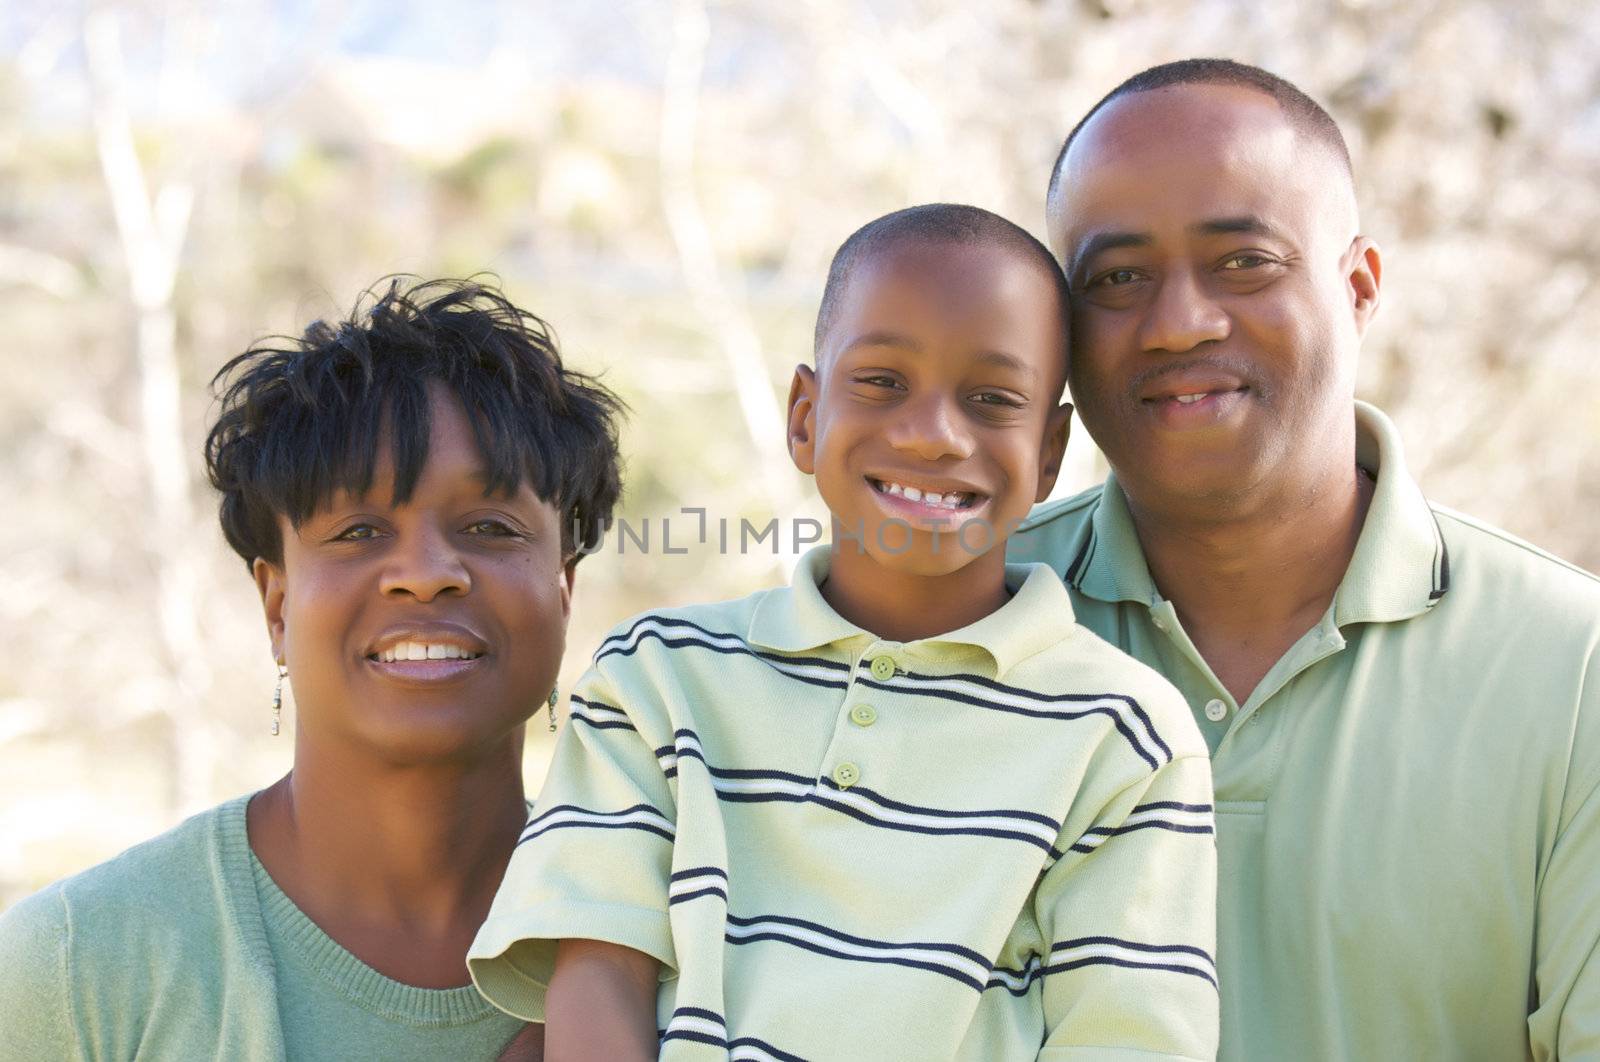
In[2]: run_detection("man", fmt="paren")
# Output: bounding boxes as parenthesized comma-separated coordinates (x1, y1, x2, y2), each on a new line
(1009, 58, 1600, 1060)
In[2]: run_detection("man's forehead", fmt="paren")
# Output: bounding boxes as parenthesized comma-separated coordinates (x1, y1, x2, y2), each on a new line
(1051, 83, 1354, 254)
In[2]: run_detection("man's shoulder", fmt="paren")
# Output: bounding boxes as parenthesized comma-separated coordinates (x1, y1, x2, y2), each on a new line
(1009, 484, 1105, 568)
(1432, 503, 1600, 623)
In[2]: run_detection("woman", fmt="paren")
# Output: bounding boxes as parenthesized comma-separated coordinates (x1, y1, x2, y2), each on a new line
(0, 278, 624, 1060)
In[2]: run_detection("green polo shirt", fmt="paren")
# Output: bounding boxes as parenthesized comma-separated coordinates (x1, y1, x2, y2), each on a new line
(470, 547, 1219, 1060)
(1007, 401, 1600, 1061)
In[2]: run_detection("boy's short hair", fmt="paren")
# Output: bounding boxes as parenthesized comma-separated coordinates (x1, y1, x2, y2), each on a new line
(204, 276, 625, 568)
(813, 203, 1070, 375)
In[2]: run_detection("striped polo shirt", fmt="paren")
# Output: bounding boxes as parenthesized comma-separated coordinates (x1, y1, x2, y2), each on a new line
(469, 548, 1219, 1061)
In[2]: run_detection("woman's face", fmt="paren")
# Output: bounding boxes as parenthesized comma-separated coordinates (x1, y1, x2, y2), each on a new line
(254, 385, 573, 764)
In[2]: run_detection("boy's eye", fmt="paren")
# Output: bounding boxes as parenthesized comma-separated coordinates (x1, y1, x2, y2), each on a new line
(856, 374, 902, 389)
(972, 391, 1024, 408)
(334, 523, 380, 542)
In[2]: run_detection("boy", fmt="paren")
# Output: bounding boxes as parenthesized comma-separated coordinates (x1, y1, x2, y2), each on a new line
(468, 205, 1218, 1060)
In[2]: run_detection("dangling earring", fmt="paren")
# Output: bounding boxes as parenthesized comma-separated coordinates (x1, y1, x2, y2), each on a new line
(547, 684, 559, 732)
(271, 663, 287, 736)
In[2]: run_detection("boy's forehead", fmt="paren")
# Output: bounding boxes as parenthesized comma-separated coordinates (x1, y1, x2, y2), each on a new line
(822, 238, 1065, 370)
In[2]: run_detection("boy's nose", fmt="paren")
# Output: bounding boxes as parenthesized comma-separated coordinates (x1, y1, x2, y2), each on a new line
(886, 394, 975, 463)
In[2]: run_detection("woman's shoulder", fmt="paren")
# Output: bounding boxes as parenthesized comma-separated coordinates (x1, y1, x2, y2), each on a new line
(0, 795, 270, 1055)
(0, 795, 263, 976)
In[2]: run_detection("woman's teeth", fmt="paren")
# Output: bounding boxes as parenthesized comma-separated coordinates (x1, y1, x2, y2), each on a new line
(374, 642, 482, 663)
(874, 480, 974, 510)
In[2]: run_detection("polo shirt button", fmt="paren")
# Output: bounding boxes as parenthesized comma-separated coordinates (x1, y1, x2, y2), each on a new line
(869, 655, 897, 681)
(831, 762, 861, 788)
(850, 704, 878, 727)
(1204, 699, 1228, 722)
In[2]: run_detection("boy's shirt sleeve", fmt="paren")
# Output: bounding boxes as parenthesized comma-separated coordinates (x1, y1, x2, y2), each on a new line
(467, 657, 678, 1023)
(1034, 742, 1219, 1061)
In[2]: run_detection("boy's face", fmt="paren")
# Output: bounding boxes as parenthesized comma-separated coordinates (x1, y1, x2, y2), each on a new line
(788, 239, 1071, 577)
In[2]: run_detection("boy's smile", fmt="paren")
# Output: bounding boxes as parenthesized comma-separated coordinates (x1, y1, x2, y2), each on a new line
(789, 236, 1071, 615)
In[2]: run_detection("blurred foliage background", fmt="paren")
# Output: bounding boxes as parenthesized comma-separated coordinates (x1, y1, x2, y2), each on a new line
(1, 0, 1596, 909)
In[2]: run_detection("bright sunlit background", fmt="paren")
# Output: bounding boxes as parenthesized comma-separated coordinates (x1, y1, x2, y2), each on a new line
(2, 0, 1597, 908)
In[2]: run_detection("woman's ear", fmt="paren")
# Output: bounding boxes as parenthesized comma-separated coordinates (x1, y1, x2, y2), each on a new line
(787, 363, 819, 475)
(253, 556, 287, 664)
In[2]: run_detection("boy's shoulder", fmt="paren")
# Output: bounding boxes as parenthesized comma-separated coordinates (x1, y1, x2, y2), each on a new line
(1002, 582, 1207, 762)
(586, 583, 785, 669)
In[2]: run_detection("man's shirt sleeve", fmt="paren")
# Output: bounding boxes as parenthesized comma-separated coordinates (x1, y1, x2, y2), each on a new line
(1035, 745, 1220, 1061)
(1529, 643, 1600, 1059)
(467, 659, 678, 1023)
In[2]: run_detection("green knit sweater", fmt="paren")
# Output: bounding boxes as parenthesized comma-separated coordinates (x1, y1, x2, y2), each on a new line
(0, 795, 526, 1060)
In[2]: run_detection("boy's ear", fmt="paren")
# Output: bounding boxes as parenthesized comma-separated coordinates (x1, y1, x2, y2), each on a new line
(252, 556, 288, 665)
(1034, 402, 1073, 503)
(786, 363, 819, 475)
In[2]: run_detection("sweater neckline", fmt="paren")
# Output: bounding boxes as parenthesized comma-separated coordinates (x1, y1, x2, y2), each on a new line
(219, 794, 504, 1027)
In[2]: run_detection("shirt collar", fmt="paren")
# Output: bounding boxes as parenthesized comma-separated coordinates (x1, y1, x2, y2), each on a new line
(1072, 401, 1449, 624)
(747, 545, 1081, 678)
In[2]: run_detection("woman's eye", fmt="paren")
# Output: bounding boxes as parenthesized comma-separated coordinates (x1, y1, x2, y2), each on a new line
(465, 519, 518, 536)
(335, 523, 379, 541)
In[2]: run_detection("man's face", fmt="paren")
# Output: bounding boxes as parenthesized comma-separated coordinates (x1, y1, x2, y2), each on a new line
(1048, 83, 1379, 512)
(255, 384, 573, 764)
(788, 239, 1071, 576)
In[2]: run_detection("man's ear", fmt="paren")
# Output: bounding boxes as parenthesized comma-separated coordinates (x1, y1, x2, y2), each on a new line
(1035, 402, 1073, 503)
(787, 363, 819, 475)
(1347, 236, 1382, 336)
(252, 556, 287, 665)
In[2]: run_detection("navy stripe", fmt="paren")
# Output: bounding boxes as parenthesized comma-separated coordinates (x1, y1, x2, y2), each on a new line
(597, 616, 849, 673)
(818, 777, 1060, 829)
(525, 802, 663, 827)
(729, 1036, 811, 1062)
(518, 818, 674, 845)
(672, 1006, 726, 1025)
(669, 885, 728, 905)
(1131, 800, 1214, 813)
(1064, 524, 1096, 587)
(726, 913, 990, 966)
(569, 718, 636, 732)
(566, 695, 635, 731)
(1045, 954, 1218, 989)
(1054, 935, 1215, 964)
(726, 930, 984, 992)
(670, 865, 729, 883)
(661, 1029, 727, 1047)
(1068, 820, 1215, 852)
(856, 676, 1163, 770)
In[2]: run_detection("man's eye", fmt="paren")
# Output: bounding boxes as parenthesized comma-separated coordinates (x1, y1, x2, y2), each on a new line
(1090, 268, 1141, 288)
(1222, 253, 1273, 270)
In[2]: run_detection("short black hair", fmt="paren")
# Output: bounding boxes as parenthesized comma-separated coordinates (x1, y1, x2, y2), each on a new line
(1047, 58, 1352, 203)
(814, 203, 1070, 365)
(205, 277, 625, 568)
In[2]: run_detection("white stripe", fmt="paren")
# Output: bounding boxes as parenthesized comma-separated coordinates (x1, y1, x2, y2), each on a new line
(602, 620, 847, 686)
(877, 671, 1165, 765)
(813, 788, 1058, 846)
(725, 917, 989, 985)
(668, 872, 727, 898)
(711, 775, 814, 799)
(1120, 806, 1213, 830)
(569, 701, 630, 725)
(988, 955, 1043, 991)
(1050, 940, 1215, 979)
(665, 1014, 726, 1039)
(523, 806, 673, 838)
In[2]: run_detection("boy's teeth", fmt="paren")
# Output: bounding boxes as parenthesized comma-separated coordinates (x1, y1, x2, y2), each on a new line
(887, 482, 904, 496)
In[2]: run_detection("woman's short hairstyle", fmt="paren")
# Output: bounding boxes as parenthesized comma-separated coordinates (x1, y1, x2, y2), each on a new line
(204, 277, 625, 568)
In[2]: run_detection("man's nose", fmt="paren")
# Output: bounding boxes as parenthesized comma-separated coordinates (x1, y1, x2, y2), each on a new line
(378, 525, 471, 602)
(886, 392, 975, 463)
(1137, 268, 1230, 355)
